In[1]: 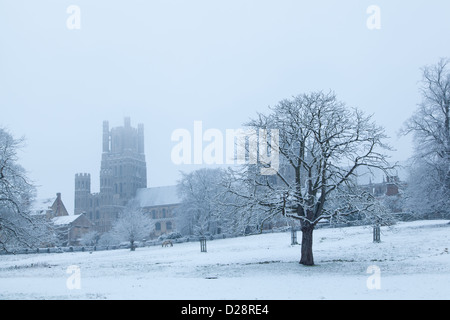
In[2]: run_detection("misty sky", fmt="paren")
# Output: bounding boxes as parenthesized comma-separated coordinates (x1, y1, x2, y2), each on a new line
(1, 1, 450, 212)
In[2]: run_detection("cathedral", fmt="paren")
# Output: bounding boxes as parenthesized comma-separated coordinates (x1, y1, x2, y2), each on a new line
(74, 117, 147, 233)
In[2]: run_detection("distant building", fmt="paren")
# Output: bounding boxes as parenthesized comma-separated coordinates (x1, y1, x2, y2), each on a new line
(34, 193, 93, 246)
(74, 117, 147, 233)
(361, 175, 405, 213)
(47, 192, 70, 219)
(135, 185, 181, 238)
(362, 175, 403, 197)
(52, 214, 93, 246)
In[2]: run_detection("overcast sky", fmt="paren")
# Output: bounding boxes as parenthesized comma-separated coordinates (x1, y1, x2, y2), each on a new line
(1, 0, 450, 212)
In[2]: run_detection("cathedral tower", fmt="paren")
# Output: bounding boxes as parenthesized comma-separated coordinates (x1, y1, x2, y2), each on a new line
(101, 117, 147, 205)
(74, 173, 91, 215)
(74, 118, 147, 232)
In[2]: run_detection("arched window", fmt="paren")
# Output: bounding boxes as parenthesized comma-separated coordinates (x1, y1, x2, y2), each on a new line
(155, 222, 161, 231)
(166, 222, 172, 230)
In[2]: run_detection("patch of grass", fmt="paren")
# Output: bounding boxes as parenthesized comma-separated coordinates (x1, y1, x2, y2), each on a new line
(244, 260, 282, 265)
(3, 262, 53, 271)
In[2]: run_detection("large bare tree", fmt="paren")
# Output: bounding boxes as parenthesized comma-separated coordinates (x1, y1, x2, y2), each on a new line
(401, 58, 450, 218)
(226, 91, 392, 265)
(0, 128, 51, 252)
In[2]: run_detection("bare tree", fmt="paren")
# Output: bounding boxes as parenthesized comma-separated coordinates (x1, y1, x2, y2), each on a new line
(98, 231, 119, 247)
(222, 168, 289, 235)
(177, 167, 285, 238)
(226, 91, 393, 265)
(0, 128, 52, 252)
(177, 168, 233, 236)
(110, 200, 154, 251)
(401, 58, 450, 218)
(79, 230, 101, 246)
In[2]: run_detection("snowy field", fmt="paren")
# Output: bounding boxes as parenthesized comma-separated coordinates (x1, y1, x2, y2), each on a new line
(0, 220, 449, 300)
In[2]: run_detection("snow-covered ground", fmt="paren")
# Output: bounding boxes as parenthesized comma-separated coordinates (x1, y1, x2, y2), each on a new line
(1, 220, 449, 300)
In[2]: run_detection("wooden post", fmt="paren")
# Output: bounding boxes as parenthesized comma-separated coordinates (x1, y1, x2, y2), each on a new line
(291, 227, 298, 245)
(200, 237, 207, 252)
(373, 224, 381, 243)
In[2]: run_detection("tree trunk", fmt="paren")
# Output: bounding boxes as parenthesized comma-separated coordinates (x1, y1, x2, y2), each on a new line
(299, 225, 314, 266)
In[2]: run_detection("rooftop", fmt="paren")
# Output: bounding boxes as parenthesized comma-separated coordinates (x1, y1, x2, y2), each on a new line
(51, 215, 81, 226)
(135, 185, 180, 207)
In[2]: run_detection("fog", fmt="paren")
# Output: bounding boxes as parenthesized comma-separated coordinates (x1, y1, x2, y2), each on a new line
(1, 0, 449, 211)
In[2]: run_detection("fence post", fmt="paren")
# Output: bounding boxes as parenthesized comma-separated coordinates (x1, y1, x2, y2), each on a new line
(291, 227, 298, 245)
(373, 224, 381, 243)
(200, 237, 207, 253)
